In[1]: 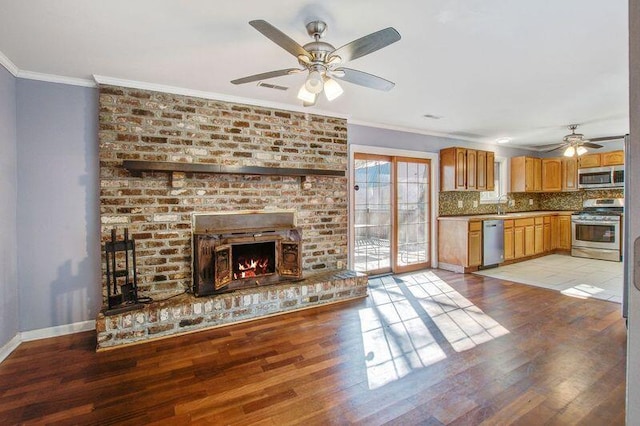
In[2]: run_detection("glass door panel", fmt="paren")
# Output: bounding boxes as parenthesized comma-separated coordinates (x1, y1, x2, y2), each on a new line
(354, 155, 392, 274)
(395, 158, 430, 271)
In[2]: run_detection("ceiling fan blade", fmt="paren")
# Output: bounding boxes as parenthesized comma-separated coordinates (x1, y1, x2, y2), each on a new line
(539, 143, 566, 152)
(582, 142, 604, 149)
(329, 27, 401, 63)
(249, 20, 311, 59)
(231, 68, 301, 85)
(589, 134, 627, 142)
(332, 68, 395, 91)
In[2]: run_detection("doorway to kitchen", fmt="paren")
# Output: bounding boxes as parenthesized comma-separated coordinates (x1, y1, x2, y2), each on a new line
(351, 150, 435, 275)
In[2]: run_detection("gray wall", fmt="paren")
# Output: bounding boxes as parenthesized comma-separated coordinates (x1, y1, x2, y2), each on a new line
(348, 123, 538, 157)
(0, 67, 19, 347)
(16, 79, 101, 331)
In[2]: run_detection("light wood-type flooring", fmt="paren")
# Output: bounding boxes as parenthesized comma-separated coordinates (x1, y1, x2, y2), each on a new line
(0, 269, 626, 425)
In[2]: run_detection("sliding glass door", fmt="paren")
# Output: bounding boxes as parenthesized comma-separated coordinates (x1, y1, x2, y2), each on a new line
(353, 153, 431, 275)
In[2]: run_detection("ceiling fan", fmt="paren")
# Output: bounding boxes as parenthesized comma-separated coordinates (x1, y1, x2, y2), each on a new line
(230, 19, 401, 106)
(544, 124, 625, 157)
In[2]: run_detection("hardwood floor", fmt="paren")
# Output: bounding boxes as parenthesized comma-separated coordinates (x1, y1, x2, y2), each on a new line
(0, 269, 626, 425)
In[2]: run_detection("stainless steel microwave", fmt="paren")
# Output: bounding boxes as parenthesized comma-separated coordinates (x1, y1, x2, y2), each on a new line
(578, 165, 624, 189)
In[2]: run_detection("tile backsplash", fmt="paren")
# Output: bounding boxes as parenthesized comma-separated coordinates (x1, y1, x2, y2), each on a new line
(439, 189, 624, 216)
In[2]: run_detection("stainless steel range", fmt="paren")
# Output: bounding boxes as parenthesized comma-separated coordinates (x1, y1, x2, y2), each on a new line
(571, 198, 623, 262)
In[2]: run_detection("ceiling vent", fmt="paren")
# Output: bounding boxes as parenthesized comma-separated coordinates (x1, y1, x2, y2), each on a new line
(257, 82, 288, 91)
(423, 114, 442, 120)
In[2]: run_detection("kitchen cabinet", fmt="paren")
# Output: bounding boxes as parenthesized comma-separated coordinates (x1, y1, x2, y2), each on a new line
(438, 218, 484, 272)
(511, 156, 542, 192)
(562, 157, 578, 191)
(541, 158, 562, 192)
(550, 215, 559, 250)
(504, 219, 514, 260)
(534, 217, 544, 254)
(513, 217, 535, 258)
(468, 221, 482, 267)
(486, 151, 495, 191)
(558, 215, 572, 250)
(578, 150, 624, 168)
(440, 147, 496, 191)
(602, 150, 624, 166)
(514, 226, 525, 259)
(543, 216, 552, 252)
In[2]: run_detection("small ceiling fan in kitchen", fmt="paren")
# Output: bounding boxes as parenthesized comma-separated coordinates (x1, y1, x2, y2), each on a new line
(230, 19, 401, 106)
(543, 124, 625, 157)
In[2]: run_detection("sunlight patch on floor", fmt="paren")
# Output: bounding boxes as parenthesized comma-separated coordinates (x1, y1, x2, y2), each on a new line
(360, 270, 509, 390)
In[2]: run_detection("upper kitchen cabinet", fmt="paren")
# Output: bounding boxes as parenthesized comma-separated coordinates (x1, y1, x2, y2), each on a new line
(541, 158, 562, 192)
(440, 147, 495, 191)
(578, 150, 624, 168)
(562, 157, 578, 191)
(510, 156, 541, 192)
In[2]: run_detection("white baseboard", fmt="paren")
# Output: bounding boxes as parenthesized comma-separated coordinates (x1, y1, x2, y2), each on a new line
(0, 334, 22, 363)
(0, 320, 96, 364)
(21, 320, 96, 342)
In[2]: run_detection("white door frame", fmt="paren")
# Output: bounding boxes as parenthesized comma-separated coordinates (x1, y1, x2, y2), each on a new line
(348, 144, 440, 271)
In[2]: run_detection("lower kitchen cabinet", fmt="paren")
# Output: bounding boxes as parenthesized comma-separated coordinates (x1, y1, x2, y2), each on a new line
(558, 215, 572, 250)
(438, 218, 483, 272)
(504, 220, 514, 260)
(534, 217, 544, 254)
(468, 221, 482, 267)
(543, 216, 551, 252)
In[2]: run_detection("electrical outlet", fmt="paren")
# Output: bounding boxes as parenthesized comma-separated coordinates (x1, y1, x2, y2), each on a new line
(509, 200, 515, 207)
(458, 200, 463, 208)
(529, 198, 533, 206)
(473, 200, 478, 208)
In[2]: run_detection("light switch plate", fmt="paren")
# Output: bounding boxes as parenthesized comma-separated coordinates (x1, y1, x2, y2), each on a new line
(529, 199, 533, 206)
(509, 200, 515, 207)
(473, 201, 478, 208)
(458, 200, 463, 208)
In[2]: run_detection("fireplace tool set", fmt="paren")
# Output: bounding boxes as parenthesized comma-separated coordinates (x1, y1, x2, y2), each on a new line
(104, 228, 142, 314)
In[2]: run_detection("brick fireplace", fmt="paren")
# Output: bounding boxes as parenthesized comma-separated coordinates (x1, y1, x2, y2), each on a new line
(95, 85, 366, 349)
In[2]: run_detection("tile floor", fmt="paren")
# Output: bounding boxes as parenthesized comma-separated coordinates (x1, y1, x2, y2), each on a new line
(473, 253, 623, 303)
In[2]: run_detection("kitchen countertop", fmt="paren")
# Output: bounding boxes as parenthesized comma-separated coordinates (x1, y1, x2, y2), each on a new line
(437, 211, 575, 221)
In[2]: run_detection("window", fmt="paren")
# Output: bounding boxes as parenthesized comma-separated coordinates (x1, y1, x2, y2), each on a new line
(480, 157, 508, 203)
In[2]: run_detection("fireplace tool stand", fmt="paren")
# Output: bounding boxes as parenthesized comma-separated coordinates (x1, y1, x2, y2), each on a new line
(104, 228, 143, 315)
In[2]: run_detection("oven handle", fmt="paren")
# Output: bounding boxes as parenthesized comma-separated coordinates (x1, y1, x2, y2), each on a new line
(571, 219, 620, 226)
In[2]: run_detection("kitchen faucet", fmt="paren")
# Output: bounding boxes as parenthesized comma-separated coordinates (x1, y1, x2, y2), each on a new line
(496, 194, 509, 215)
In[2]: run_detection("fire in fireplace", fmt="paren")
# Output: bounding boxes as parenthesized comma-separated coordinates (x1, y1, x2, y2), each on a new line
(233, 242, 275, 280)
(192, 211, 302, 296)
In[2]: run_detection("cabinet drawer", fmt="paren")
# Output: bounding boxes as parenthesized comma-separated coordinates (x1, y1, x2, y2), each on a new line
(504, 219, 514, 228)
(534, 217, 544, 225)
(469, 221, 482, 232)
(514, 218, 535, 227)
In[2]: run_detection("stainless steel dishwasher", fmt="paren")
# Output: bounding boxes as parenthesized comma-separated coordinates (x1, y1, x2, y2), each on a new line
(482, 219, 504, 267)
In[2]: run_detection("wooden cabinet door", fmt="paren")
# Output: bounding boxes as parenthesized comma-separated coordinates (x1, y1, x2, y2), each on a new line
(579, 153, 601, 168)
(476, 150, 487, 190)
(486, 151, 495, 191)
(562, 157, 578, 191)
(468, 222, 482, 267)
(514, 226, 525, 259)
(466, 149, 477, 190)
(524, 157, 535, 191)
(543, 217, 551, 252)
(504, 220, 514, 260)
(602, 150, 624, 166)
(558, 216, 572, 250)
(524, 224, 535, 256)
(532, 158, 542, 191)
(455, 148, 467, 189)
(440, 147, 466, 191)
(534, 222, 544, 254)
(542, 158, 562, 191)
(550, 216, 559, 250)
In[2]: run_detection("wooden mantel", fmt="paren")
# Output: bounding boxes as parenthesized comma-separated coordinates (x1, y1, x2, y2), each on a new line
(122, 160, 345, 177)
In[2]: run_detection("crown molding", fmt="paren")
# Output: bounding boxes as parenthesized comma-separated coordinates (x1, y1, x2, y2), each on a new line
(0, 50, 19, 76)
(92, 75, 349, 120)
(347, 118, 485, 144)
(17, 70, 95, 87)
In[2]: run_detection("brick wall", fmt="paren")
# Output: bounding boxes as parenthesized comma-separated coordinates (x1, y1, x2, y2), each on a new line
(99, 85, 348, 300)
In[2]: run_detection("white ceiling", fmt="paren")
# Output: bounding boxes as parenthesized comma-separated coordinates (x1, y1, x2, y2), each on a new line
(0, 0, 629, 148)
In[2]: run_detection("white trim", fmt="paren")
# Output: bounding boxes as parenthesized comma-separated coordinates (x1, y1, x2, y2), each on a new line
(93, 74, 349, 120)
(0, 334, 21, 363)
(21, 320, 96, 342)
(348, 144, 439, 270)
(17, 70, 96, 88)
(0, 50, 19, 76)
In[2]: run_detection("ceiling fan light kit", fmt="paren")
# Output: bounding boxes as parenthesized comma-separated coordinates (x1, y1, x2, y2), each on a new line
(231, 19, 401, 106)
(541, 124, 623, 157)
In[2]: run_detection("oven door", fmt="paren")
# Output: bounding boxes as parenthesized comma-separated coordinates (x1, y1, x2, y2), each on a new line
(571, 218, 620, 250)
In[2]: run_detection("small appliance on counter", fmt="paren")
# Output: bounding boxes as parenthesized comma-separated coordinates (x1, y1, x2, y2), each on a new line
(571, 198, 623, 262)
